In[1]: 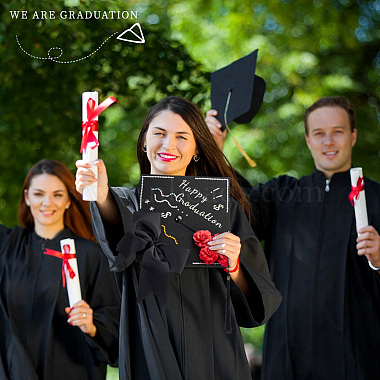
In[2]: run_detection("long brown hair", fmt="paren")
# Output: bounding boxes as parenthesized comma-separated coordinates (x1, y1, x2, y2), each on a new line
(18, 159, 95, 241)
(136, 96, 251, 220)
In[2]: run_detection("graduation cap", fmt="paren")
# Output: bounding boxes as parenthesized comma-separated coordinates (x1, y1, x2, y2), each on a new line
(139, 175, 231, 268)
(210, 49, 266, 167)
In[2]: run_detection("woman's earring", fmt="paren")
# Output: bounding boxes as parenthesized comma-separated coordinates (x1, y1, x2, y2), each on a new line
(193, 154, 200, 162)
(26, 200, 30, 206)
(142, 145, 147, 153)
(66, 204, 70, 209)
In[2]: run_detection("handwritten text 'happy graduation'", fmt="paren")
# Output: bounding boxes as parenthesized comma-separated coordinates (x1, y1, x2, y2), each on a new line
(175, 179, 226, 229)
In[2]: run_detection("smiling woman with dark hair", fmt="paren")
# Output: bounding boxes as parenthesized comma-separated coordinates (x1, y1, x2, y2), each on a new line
(76, 96, 281, 380)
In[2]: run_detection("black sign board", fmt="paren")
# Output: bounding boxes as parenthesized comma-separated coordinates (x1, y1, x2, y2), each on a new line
(140, 175, 230, 267)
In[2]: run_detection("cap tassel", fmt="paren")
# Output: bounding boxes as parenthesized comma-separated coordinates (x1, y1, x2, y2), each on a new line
(224, 274, 232, 334)
(224, 90, 256, 168)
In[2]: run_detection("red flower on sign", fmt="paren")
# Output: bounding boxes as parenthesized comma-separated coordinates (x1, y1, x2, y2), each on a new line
(193, 230, 228, 267)
(193, 230, 212, 247)
(217, 254, 229, 267)
(199, 247, 219, 264)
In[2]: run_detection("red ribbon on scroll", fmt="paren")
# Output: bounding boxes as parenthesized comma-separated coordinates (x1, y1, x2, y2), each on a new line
(44, 245, 77, 287)
(348, 176, 365, 206)
(80, 96, 117, 154)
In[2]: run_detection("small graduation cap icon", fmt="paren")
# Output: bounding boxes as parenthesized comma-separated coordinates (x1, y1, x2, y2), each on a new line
(210, 49, 266, 167)
(117, 23, 145, 44)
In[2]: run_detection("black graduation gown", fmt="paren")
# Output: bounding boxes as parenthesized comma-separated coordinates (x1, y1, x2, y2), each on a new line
(0, 227, 120, 380)
(90, 187, 282, 380)
(249, 169, 380, 380)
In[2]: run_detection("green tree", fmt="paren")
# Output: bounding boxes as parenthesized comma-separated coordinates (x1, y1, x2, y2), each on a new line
(0, 0, 209, 226)
(166, 0, 380, 184)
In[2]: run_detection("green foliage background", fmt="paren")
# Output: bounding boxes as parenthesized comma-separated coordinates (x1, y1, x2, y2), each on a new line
(1, 0, 379, 376)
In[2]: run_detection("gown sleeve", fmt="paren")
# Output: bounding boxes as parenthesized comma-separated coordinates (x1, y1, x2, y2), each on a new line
(0, 226, 40, 379)
(228, 198, 282, 327)
(77, 238, 121, 367)
(0, 225, 24, 255)
(90, 186, 138, 270)
(249, 178, 278, 242)
(249, 176, 298, 242)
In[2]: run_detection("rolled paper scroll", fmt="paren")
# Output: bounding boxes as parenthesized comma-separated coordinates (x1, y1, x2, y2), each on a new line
(349, 167, 368, 234)
(81, 91, 99, 201)
(80, 92, 117, 201)
(60, 238, 82, 308)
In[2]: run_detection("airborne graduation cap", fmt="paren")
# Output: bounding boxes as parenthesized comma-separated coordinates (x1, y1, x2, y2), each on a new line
(210, 49, 266, 167)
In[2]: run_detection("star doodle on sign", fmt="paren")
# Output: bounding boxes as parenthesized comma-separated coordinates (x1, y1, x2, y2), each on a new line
(117, 23, 145, 44)
(149, 206, 155, 211)
(145, 199, 150, 204)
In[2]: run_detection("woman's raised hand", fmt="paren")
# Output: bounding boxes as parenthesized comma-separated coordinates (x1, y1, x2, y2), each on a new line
(75, 159, 109, 204)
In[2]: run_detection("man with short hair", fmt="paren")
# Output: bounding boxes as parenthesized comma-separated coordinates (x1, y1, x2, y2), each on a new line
(206, 96, 380, 379)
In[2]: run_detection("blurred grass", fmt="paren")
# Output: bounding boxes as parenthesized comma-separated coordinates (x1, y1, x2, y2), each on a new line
(106, 366, 119, 380)
(241, 325, 265, 351)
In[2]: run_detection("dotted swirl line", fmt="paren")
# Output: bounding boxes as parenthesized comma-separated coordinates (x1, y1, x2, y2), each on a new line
(151, 188, 177, 198)
(15, 32, 119, 64)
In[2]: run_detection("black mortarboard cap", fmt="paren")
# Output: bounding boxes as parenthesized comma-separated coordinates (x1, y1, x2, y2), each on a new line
(139, 175, 230, 268)
(210, 49, 266, 131)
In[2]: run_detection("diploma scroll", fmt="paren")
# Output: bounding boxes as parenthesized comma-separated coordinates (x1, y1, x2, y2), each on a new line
(80, 92, 117, 201)
(350, 167, 368, 234)
(60, 238, 82, 308)
(82, 91, 99, 201)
